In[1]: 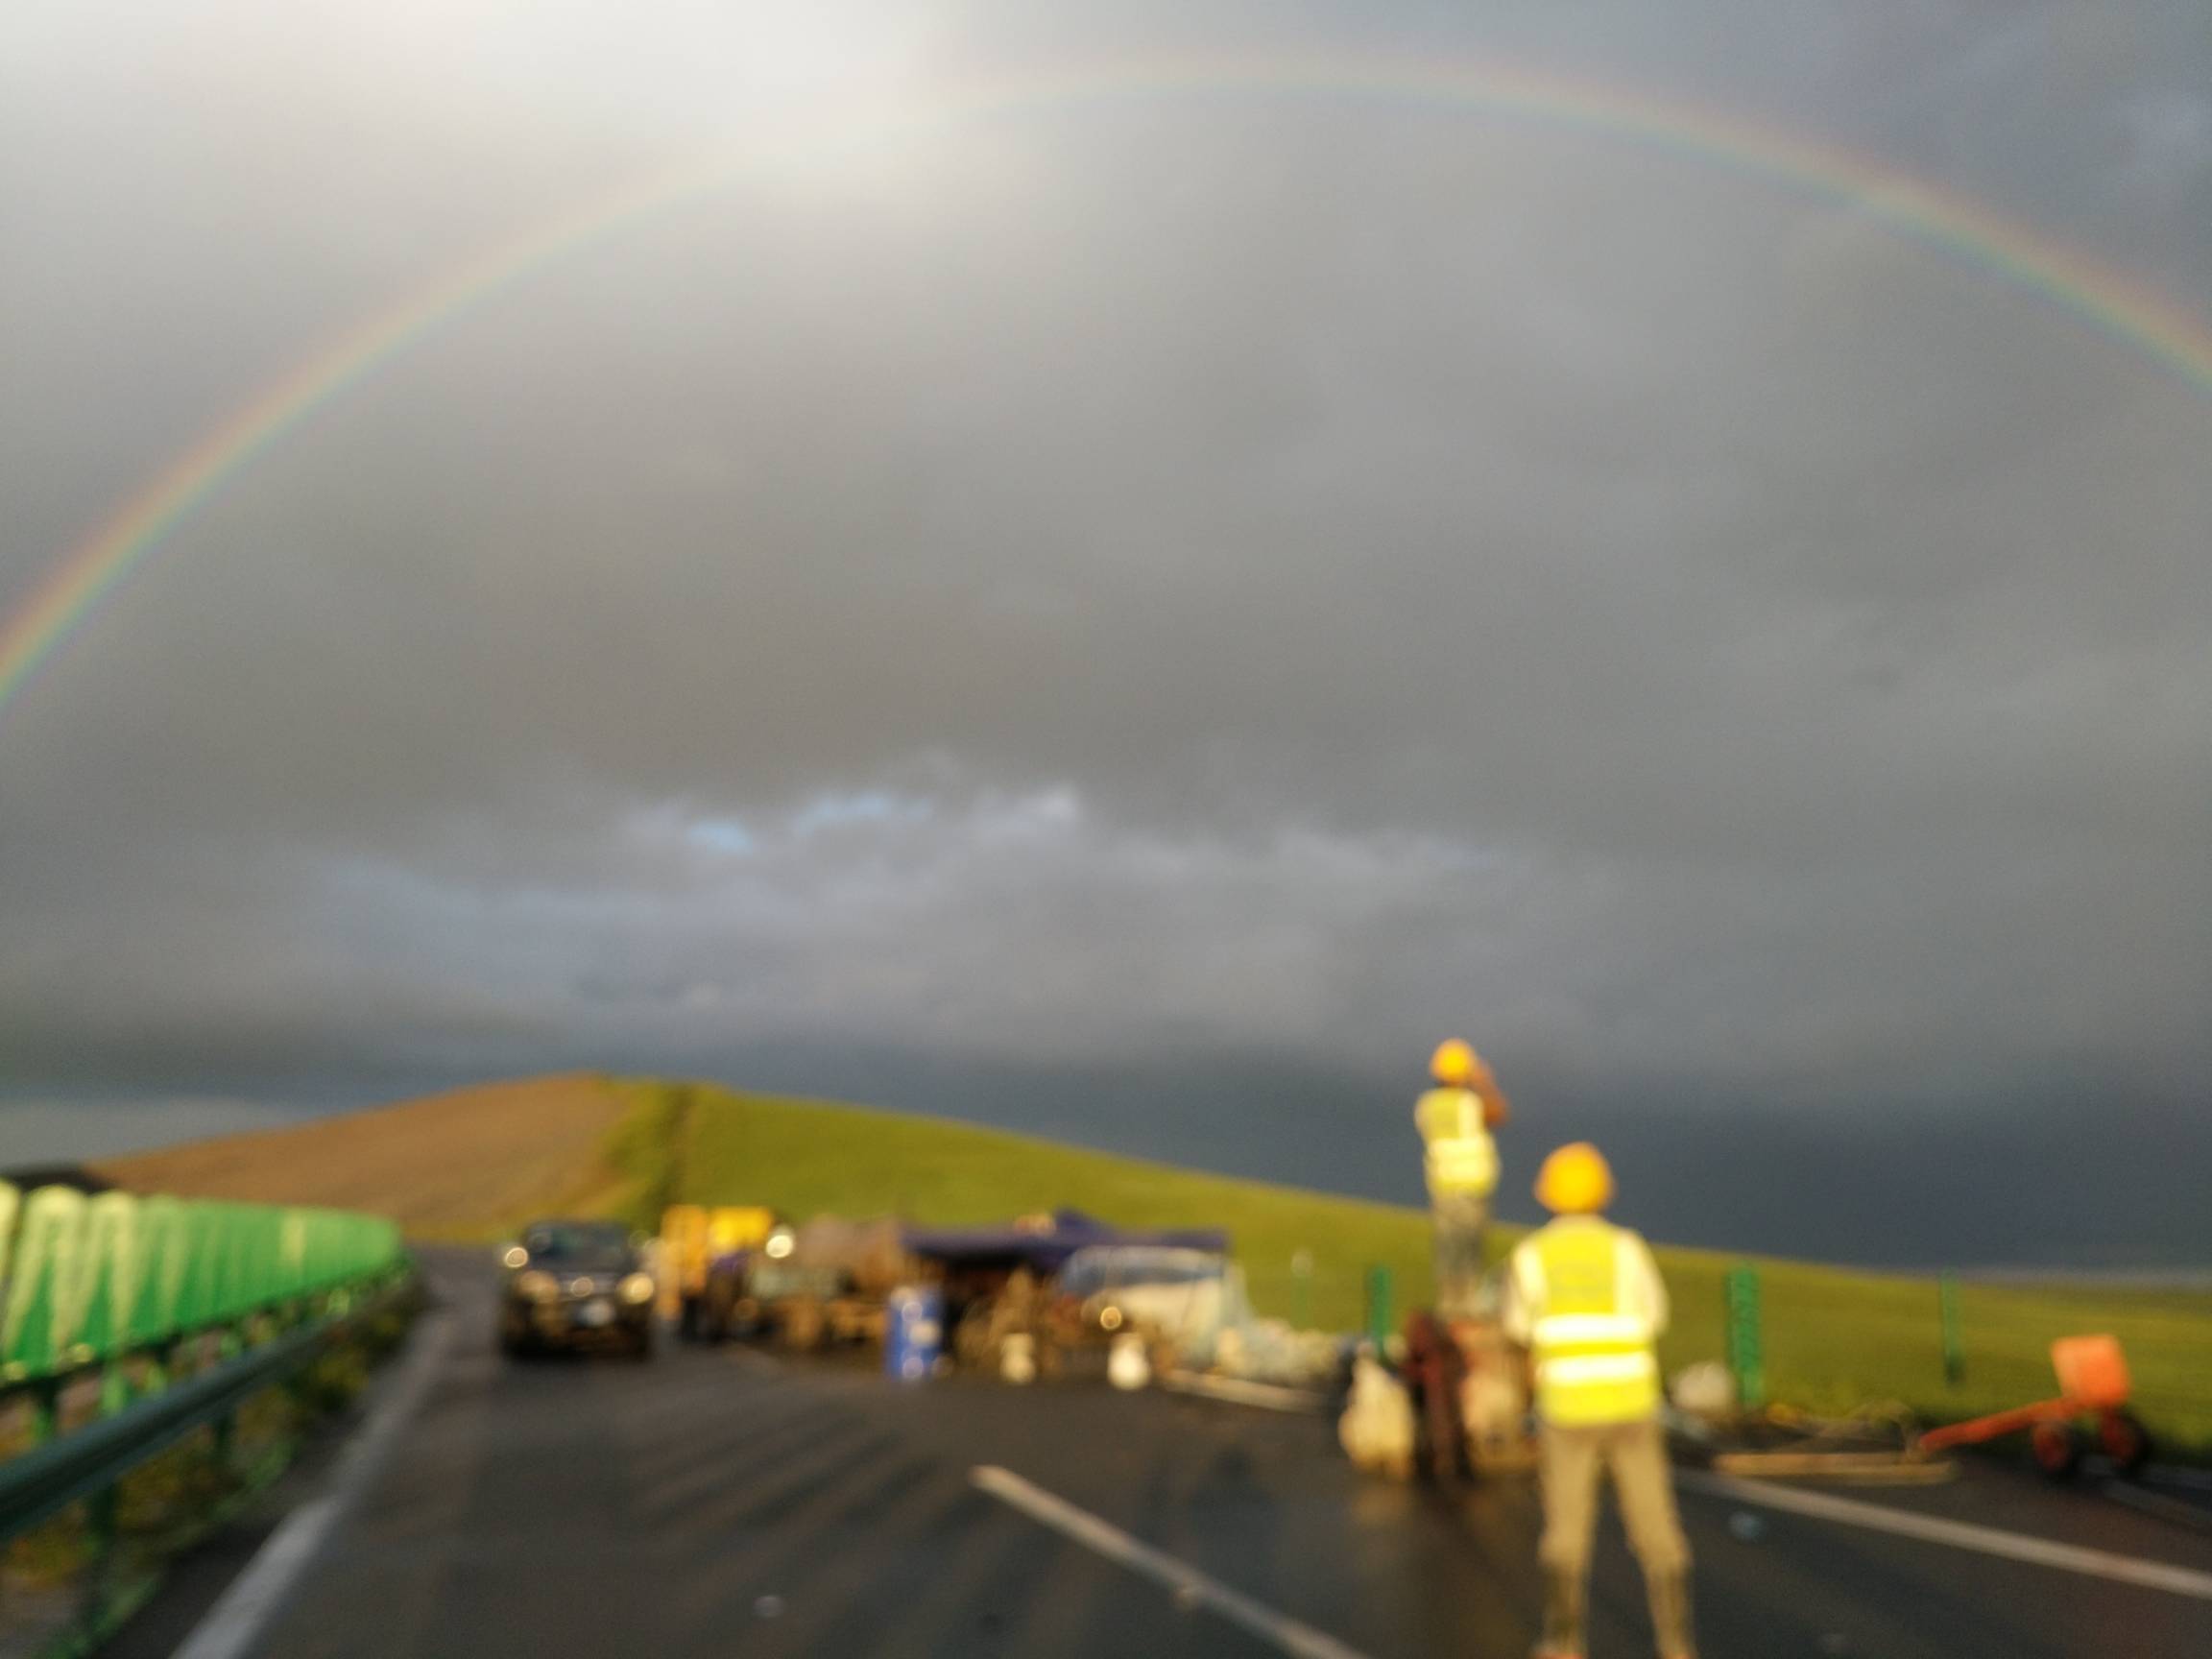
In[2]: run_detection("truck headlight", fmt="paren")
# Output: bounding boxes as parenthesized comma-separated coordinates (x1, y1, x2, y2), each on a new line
(516, 1269, 559, 1302)
(618, 1273, 656, 1306)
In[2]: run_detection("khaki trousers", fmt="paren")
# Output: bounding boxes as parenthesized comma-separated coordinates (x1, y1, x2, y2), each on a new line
(1538, 1416, 1695, 1655)
(1538, 1415, 1691, 1575)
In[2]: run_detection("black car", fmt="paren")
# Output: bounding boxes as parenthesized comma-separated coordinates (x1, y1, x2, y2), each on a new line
(497, 1218, 657, 1358)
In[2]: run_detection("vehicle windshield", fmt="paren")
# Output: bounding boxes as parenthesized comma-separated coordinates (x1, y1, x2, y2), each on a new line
(518, 1223, 632, 1269)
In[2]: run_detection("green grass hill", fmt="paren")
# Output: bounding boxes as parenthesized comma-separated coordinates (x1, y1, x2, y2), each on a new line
(100, 1072, 2212, 1449)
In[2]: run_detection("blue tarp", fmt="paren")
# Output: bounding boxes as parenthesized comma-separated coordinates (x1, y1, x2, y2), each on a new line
(900, 1208, 1229, 1272)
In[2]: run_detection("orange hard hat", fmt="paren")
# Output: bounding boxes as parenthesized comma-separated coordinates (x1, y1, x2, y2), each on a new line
(1430, 1039, 1479, 1085)
(1535, 1142, 1614, 1214)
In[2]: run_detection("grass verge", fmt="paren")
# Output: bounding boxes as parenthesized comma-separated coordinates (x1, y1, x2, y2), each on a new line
(598, 1079, 2212, 1452)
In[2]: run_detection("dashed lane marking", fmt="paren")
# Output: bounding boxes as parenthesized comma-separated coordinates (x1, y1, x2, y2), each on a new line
(971, 1464, 1376, 1659)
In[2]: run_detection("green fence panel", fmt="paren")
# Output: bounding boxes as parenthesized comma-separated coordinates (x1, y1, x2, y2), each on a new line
(1, 1189, 402, 1381)
(261, 1210, 290, 1301)
(212, 1203, 257, 1323)
(239, 1204, 273, 1317)
(0, 1181, 19, 1290)
(228, 1206, 267, 1317)
(130, 1196, 188, 1347)
(278, 1210, 309, 1300)
(173, 1202, 226, 1332)
(295, 1212, 323, 1295)
(2, 1187, 91, 1382)
(76, 1192, 143, 1364)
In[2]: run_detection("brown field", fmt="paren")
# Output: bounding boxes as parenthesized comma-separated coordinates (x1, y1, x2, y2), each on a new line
(93, 1073, 633, 1238)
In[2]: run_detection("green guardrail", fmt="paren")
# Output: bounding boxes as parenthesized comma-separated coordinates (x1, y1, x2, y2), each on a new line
(1, 1310, 350, 1541)
(0, 1180, 410, 1654)
(0, 1183, 401, 1394)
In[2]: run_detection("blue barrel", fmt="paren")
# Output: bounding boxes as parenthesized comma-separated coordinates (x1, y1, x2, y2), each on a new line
(885, 1286, 944, 1382)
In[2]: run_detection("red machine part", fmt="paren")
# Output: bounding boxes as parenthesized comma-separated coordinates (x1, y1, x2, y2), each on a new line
(1915, 1334, 2150, 1479)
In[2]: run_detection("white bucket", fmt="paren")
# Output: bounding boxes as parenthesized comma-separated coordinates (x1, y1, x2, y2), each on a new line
(1108, 1332, 1151, 1391)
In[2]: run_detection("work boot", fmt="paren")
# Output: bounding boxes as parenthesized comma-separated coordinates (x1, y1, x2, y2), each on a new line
(1646, 1566, 1697, 1659)
(1532, 1566, 1586, 1659)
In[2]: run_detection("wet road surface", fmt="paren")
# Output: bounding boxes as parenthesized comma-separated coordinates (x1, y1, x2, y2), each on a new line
(111, 1254, 2212, 1658)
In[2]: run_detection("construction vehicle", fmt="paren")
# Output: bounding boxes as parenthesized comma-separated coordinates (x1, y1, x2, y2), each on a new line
(659, 1205, 776, 1338)
(1916, 1334, 2151, 1479)
(701, 1215, 906, 1350)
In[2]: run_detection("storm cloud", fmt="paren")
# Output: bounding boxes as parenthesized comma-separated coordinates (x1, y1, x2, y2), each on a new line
(4, 1, 2208, 1263)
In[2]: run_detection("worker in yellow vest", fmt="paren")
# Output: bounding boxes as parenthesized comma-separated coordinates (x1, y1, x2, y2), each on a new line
(1414, 1038, 1509, 1319)
(1503, 1142, 1695, 1659)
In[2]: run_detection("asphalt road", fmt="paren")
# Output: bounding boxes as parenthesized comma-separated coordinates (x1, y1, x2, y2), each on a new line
(115, 1254, 2212, 1659)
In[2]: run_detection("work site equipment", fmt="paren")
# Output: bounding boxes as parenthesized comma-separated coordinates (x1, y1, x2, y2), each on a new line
(1668, 1391, 1960, 1485)
(720, 1215, 908, 1350)
(1341, 1303, 1534, 1486)
(1534, 1142, 1614, 1214)
(1107, 1331, 1152, 1390)
(1915, 1334, 2150, 1479)
(1338, 1350, 1417, 1479)
(885, 1286, 945, 1382)
(659, 1204, 776, 1334)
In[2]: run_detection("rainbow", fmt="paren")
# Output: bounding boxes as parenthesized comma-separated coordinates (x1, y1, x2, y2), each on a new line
(7, 50, 2210, 727)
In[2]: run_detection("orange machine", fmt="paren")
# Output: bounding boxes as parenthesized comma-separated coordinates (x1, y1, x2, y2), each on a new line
(1916, 1334, 2149, 1478)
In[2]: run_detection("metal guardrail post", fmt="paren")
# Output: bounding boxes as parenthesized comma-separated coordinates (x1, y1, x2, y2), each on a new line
(82, 1479, 123, 1631)
(0, 1278, 408, 1547)
(143, 1337, 176, 1398)
(29, 1377, 62, 1448)
(2, 1182, 412, 1604)
(99, 1357, 130, 1418)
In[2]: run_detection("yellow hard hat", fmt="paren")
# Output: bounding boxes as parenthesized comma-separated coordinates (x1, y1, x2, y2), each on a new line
(1430, 1038, 1479, 1085)
(1535, 1142, 1614, 1214)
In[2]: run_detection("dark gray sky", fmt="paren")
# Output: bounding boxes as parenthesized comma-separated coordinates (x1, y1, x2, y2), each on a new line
(4, 2, 2208, 1266)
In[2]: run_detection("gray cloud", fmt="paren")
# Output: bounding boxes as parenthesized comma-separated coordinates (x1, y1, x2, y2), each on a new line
(4, 1, 2208, 1262)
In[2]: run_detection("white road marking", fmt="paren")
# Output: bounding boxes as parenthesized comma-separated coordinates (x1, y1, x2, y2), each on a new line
(173, 1309, 455, 1659)
(1159, 1370, 1329, 1413)
(2085, 1458, 2212, 1495)
(971, 1465, 1377, 1659)
(1678, 1470, 2212, 1601)
(2101, 1481, 2212, 1532)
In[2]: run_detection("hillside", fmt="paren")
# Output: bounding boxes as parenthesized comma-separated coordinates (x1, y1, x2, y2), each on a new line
(93, 1072, 2212, 1447)
(94, 1073, 633, 1237)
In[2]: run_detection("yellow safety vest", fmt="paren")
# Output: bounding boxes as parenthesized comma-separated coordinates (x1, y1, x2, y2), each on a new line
(1513, 1217, 1661, 1426)
(1415, 1088, 1498, 1196)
